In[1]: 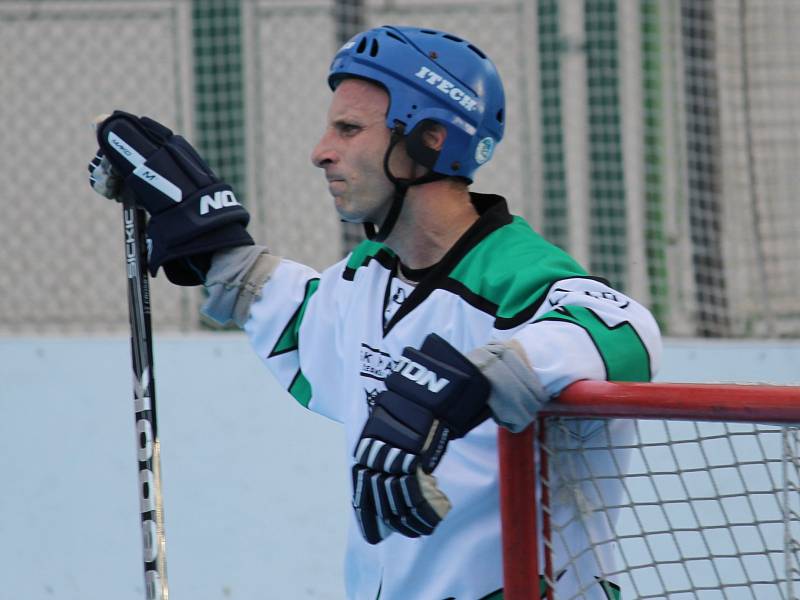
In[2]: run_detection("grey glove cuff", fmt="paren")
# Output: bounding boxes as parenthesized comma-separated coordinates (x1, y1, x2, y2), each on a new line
(201, 245, 280, 327)
(467, 340, 550, 433)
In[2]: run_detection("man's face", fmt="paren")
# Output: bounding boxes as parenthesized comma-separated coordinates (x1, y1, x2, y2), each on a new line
(311, 78, 409, 223)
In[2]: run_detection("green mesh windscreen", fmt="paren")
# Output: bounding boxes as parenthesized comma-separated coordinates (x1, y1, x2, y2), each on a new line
(2, 0, 798, 337)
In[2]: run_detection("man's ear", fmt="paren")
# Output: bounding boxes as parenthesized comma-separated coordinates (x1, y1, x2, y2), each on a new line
(422, 123, 447, 151)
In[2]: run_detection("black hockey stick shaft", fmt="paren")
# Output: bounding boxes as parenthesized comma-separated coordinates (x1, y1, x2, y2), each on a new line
(122, 197, 169, 600)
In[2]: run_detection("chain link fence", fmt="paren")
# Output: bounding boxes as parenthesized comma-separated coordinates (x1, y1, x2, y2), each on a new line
(2, 0, 798, 337)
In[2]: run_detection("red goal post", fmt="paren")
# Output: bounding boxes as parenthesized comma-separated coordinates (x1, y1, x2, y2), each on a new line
(499, 381, 800, 600)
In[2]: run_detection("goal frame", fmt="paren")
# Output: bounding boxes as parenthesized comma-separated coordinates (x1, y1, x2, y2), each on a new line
(498, 381, 800, 600)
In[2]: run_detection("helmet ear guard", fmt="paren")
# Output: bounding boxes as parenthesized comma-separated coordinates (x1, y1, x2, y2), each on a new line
(404, 120, 441, 171)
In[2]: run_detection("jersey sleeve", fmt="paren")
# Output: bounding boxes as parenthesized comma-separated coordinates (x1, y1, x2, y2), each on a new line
(513, 277, 662, 396)
(244, 257, 344, 421)
(450, 216, 662, 398)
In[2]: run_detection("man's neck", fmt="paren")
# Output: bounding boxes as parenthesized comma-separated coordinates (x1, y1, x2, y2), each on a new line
(383, 182, 478, 270)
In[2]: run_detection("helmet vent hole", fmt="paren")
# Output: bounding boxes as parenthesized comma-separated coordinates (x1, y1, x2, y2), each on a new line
(420, 29, 437, 35)
(443, 34, 463, 42)
(356, 37, 367, 54)
(385, 31, 405, 43)
(468, 44, 487, 59)
(370, 38, 379, 57)
(496, 109, 504, 123)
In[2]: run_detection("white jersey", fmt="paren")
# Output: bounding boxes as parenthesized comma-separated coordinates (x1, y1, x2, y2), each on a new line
(242, 194, 661, 599)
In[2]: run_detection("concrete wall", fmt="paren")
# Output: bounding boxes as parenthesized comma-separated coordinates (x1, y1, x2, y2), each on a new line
(1, 336, 798, 599)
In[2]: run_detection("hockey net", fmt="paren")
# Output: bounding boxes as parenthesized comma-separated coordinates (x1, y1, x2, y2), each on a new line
(499, 382, 800, 600)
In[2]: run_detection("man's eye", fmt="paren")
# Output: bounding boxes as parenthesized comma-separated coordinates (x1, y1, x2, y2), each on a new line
(339, 123, 361, 135)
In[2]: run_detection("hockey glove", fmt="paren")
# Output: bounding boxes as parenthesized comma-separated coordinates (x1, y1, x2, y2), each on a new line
(352, 333, 491, 544)
(92, 110, 253, 285)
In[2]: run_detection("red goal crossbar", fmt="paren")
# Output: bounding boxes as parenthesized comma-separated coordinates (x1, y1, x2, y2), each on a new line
(498, 381, 800, 600)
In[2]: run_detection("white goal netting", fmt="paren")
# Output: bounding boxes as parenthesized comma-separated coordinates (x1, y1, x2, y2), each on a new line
(540, 417, 800, 599)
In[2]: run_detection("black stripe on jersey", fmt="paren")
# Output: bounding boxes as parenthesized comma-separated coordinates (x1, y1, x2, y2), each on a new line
(494, 275, 611, 330)
(434, 276, 545, 330)
(383, 193, 511, 336)
(382, 271, 395, 325)
(437, 278, 500, 317)
(434, 275, 612, 331)
(343, 248, 397, 281)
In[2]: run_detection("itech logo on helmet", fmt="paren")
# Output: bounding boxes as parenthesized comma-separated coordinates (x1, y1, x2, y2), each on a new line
(414, 66, 479, 112)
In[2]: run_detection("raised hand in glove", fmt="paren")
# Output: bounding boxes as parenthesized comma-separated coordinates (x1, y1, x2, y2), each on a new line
(352, 333, 491, 544)
(88, 110, 253, 285)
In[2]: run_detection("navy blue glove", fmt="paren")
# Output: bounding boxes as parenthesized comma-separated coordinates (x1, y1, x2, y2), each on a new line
(93, 110, 253, 285)
(352, 333, 491, 544)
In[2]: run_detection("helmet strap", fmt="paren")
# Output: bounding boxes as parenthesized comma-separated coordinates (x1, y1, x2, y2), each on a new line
(364, 123, 446, 243)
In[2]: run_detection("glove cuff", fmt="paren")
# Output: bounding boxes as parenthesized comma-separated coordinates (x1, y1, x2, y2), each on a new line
(468, 340, 550, 433)
(157, 222, 255, 285)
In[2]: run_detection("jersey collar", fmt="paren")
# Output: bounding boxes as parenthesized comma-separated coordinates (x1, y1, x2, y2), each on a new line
(382, 192, 513, 335)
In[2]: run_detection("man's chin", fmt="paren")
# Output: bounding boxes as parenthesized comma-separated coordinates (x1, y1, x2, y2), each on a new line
(333, 203, 366, 224)
(333, 195, 390, 225)
(331, 201, 367, 224)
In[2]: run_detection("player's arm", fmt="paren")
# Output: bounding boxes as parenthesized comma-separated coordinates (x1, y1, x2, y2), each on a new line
(470, 277, 663, 433)
(350, 279, 662, 542)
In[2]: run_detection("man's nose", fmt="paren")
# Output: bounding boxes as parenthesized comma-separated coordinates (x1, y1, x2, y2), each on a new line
(311, 131, 337, 168)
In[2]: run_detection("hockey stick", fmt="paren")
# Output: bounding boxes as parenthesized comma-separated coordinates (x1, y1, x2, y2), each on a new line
(122, 193, 169, 600)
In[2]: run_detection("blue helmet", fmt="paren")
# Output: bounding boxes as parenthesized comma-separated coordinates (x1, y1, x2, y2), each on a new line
(328, 25, 505, 182)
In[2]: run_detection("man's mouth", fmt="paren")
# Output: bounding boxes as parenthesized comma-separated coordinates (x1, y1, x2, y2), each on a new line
(326, 175, 346, 193)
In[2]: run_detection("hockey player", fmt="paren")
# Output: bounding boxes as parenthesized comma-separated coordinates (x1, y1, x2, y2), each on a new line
(88, 26, 661, 600)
